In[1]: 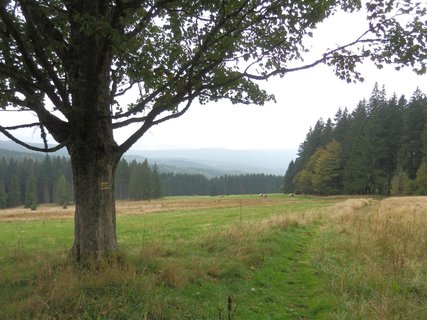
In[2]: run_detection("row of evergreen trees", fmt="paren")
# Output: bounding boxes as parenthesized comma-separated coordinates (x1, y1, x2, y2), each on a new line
(160, 172, 283, 196)
(0, 156, 164, 209)
(0, 156, 72, 209)
(115, 159, 162, 200)
(283, 85, 427, 195)
(0, 155, 284, 209)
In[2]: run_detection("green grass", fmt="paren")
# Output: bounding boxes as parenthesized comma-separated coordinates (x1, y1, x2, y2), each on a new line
(0, 194, 339, 319)
(2, 195, 426, 319)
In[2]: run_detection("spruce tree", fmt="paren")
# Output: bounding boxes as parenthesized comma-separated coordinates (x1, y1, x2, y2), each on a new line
(288, 86, 426, 196)
(363, 87, 402, 194)
(283, 160, 296, 193)
(24, 173, 38, 210)
(0, 180, 6, 209)
(390, 169, 411, 196)
(7, 174, 21, 208)
(151, 164, 162, 199)
(342, 101, 372, 194)
(141, 160, 152, 200)
(54, 174, 71, 208)
(415, 162, 427, 195)
(115, 159, 130, 200)
(128, 161, 144, 200)
(398, 89, 427, 179)
(40, 156, 54, 203)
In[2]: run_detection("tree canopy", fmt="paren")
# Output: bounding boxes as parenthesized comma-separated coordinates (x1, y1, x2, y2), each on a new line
(0, 0, 426, 152)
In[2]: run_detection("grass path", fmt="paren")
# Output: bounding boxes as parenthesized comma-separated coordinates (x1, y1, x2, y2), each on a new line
(237, 224, 334, 320)
(139, 222, 336, 320)
(0, 195, 344, 319)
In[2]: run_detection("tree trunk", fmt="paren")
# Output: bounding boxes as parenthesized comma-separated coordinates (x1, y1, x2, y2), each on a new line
(65, 1, 120, 262)
(68, 139, 119, 262)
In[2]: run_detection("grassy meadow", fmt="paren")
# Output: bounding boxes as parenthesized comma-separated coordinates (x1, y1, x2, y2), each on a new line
(0, 194, 426, 319)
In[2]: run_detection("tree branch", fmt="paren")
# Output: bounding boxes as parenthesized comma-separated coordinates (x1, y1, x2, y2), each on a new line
(112, 1, 251, 120)
(112, 115, 147, 129)
(18, 0, 70, 112)
(124, 0, 179, 38)
(117, 96, 194, 155)
(0, 4, 66, 113)
(0, 63, 42, 91)
(0, 124, 65, 153)
(1, 122, 41, 130)
(151, 98, 193, 127)
(242, 33, 384, 80)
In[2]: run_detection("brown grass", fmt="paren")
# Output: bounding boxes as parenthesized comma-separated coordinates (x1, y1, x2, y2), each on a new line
(319, 196, 427, 318)
(0, 204, 75, 221)
(0, 196, 299, 222)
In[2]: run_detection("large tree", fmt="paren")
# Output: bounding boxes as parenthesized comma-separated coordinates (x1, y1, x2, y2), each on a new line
(0, 0, 426, 262)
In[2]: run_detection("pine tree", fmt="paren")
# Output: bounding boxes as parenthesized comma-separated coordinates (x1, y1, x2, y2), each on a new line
(398, 89, 427, 179)
(24, 173, 38, 210)
(0, 180, 6, 209)
(7, 174, 21, 208)
(363, 89, 403, 194)
(342, 101, 372, 194)
(151, 164, 162, 199)
(40, 156, 54, 203)
(54, 174, 71, 208)
(128, 161, 144, 200)
(287, 85, 426, 196)
(0, 158, 7, 191)
(115, 159, 129, 200)
(415, 162, 427, 195)
(141, 159, 152, 200)
(283, 160, 296, 193)
(333, 107, 349, 143)
(390, 169, 411, 196)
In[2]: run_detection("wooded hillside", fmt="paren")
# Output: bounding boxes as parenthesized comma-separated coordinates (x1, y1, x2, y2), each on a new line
(284, 84, 427, 196)
(0, 155, 283, 209)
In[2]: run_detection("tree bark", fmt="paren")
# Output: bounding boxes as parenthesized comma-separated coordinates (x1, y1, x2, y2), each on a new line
(68, 137, 120, 262)
(65, 2, 120, 262)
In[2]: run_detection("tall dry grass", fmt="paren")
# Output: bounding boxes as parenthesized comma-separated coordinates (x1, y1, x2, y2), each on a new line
(0, 196, 298, 222)
(318, 196, 427, 319)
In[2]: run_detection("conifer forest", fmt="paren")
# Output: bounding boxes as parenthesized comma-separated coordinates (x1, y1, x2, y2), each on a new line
(0, 155, 283, 209)
(2, 85, 427, 209)
(283, 85, 427, 196)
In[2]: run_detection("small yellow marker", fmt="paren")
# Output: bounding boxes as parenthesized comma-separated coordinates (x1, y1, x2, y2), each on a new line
(100, 182, 110, 190)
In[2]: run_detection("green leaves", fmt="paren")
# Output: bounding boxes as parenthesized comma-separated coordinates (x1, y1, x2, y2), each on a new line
(1, 1, 426, 154)
(294, 140, 343, 195)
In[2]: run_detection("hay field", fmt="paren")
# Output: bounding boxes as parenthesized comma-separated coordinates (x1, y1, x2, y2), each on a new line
(319, 196, 427, 319)
(0, 194, 299, 222)
(1, 194, 427, 319)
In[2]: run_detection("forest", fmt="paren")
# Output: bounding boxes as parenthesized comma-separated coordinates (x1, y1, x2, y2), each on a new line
(0, 155, 283, 209)
(283, 84, 427, 196)
(158, 172, 283, 196)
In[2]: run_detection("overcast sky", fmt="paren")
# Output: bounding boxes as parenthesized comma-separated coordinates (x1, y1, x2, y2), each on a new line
(125, 63, 427, 151)
(2, 7, 427, 153)
(124, 9, 427, 151)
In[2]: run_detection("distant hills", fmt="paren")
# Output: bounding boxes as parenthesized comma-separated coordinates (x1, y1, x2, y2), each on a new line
(0, 140, 295, 177)
(0, 140, 66, 156)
